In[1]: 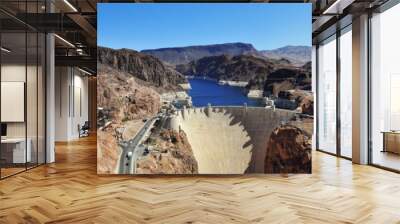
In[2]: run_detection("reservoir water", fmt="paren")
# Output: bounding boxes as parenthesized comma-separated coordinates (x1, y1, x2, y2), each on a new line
(188, 78, 262, 107)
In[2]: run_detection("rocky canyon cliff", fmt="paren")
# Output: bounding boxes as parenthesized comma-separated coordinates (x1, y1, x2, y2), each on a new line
(141, 42, 259, 65)
(98, 46, 188, 91)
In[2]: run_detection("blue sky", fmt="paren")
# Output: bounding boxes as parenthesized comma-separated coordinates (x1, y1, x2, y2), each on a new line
(98, 3, 311, 51)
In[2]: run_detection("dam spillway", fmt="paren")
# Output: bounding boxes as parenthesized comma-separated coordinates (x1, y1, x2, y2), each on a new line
(168, 106, 297, 174)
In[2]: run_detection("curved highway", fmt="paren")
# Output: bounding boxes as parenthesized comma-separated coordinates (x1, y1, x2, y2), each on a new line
(118, 117, 158, 174)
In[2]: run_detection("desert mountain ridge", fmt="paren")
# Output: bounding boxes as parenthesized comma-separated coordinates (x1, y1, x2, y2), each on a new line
(98, 46, 188, 91)
(260, 45, 311, 65)
(140, 42, 311, 66)
(141, 42, 259, 65)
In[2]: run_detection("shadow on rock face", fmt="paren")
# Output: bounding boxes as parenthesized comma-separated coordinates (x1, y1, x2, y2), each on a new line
(264, 124, 312, 174)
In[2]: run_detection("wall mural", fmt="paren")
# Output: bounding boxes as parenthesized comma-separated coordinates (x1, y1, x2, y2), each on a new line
(97, 3, 313, 174)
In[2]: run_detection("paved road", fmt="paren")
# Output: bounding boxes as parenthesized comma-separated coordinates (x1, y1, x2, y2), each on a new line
(118, 117, 158, 174)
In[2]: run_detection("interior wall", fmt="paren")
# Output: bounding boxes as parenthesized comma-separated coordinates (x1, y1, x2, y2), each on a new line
(1, 62, 45, 170)
(1, 64, 27, 138)
(72, 72, 89, 138)
(55, 67, 89, 141)
(55, 66, 70, 141)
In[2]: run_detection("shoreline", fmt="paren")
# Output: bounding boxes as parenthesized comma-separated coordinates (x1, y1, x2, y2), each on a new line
(187, 76, 247, 87)
(187, 76, 264, 99)
(187, 78, 265, 107)
(218, 80, 248, 87)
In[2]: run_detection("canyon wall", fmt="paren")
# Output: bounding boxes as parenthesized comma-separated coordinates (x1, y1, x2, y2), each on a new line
(136, 129, 198, 174)
(264, 125, 312, 173)
(98, 46, 187, 91)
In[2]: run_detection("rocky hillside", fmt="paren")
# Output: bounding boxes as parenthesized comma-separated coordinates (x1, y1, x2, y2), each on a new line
(176, 54, 276, 82)
(264, 125, 312, 173)
(98, 46, 187, 90)
(97, 64, 161, 174)
(262, 67, 312, 96)
(97, 64, 161, 124)
(141, 42, 259, 65)
(302, 61, 311, 71)
(136, 129, 198, 174)
(260, 45, 311, 65)
(279, 90, 314, 115)
(177, 53, 311, 94)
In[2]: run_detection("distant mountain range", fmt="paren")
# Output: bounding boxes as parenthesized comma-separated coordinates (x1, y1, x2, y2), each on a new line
(176, 54, 277, 82)
(141, 42, 258, 65)
(141, 43, 311, 66)
(259, 46, 311, 65)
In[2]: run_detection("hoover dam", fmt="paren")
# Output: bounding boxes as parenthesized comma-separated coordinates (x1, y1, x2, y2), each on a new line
(167, 105, 298, 174)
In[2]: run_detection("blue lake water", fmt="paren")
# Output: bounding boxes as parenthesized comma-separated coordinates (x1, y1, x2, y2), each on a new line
(188, 78, 262, 107)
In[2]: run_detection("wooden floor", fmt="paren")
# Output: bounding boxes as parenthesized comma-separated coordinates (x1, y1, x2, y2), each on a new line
(0, 167, 26, 178)
(373, 150, 400, 171)
(0, 135, 400, 224)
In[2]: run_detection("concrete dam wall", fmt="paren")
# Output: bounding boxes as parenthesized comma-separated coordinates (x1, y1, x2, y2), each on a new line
(168, 106, 297, 174)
